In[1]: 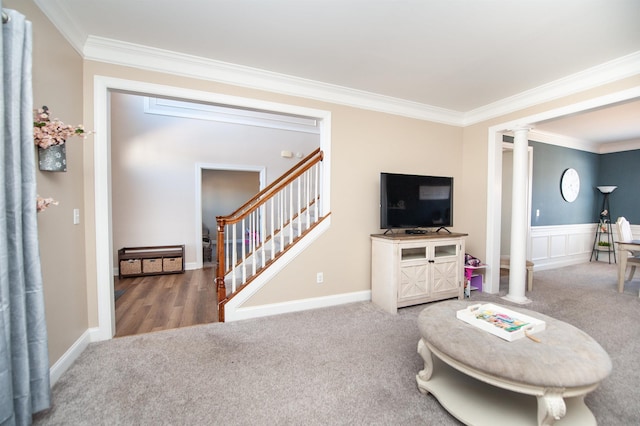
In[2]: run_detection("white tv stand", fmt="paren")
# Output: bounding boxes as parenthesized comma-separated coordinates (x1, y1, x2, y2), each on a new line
(370, 232, 467, 313)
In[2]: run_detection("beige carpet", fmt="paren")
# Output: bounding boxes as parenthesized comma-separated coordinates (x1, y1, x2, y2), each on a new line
(34, 261, 640, 425)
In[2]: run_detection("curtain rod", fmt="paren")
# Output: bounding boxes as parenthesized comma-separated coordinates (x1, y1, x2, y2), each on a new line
(2, 11, 9, 24)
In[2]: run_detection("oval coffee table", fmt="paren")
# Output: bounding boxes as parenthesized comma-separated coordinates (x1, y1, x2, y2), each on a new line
(416, 300, 611, 426)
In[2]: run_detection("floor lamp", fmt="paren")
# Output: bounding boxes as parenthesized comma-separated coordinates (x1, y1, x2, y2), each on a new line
(590, 186, 617, 263)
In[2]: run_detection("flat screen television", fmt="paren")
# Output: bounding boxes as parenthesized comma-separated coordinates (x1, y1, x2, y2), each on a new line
(380, 172, 453, 232)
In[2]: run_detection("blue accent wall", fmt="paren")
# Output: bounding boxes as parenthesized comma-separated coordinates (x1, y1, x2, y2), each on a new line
(599, 150, 640, 223)
(504, 136, 640, 225)
(528, 141, 600, 226)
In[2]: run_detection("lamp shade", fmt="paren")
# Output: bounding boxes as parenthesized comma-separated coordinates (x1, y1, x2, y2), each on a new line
(597, 186, 617, 194)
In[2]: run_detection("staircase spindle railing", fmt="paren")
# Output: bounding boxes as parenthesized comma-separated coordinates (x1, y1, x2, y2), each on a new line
(215, 149, 324, 321)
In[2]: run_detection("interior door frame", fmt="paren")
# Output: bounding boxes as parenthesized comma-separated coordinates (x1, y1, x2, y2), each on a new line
(195, 164, 266, 268)
(93, 76, 332, 341)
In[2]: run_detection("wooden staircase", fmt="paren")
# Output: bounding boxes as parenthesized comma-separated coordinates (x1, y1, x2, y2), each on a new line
(215, 149, 327, 321)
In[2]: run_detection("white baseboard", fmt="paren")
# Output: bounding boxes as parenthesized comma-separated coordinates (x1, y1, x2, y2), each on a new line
(48, 327, 98, 386)
(227, 290, 372, 322)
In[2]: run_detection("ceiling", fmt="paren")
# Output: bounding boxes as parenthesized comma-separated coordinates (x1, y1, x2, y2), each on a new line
(33, 0, 640, 151)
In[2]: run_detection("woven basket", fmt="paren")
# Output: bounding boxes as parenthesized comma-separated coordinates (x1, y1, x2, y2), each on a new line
(163, 257, 183, 272)
(120, 259, 141, 275)
(142, 258, 162, 273)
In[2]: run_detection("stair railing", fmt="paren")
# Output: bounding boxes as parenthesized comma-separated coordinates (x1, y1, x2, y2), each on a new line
(216, 148, 324, 321)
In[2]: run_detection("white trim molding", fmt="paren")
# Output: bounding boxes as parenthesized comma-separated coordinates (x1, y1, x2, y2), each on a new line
(144, 97, 321, 134)
(81, 37, 640, 127)
(229, 289, 370, 322)
(465, 51, 640, 126)
(81, 39, 640, 127)
(528, 129, 640, 154)
(83, 36, 463, 126)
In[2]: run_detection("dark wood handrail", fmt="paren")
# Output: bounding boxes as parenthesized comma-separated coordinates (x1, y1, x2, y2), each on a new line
(216, 148, 323, 227)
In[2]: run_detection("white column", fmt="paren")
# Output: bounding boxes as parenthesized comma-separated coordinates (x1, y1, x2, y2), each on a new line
(503, 127, 531, 304)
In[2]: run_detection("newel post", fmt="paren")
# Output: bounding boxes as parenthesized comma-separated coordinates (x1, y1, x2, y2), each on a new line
(216, 219, 227, 321)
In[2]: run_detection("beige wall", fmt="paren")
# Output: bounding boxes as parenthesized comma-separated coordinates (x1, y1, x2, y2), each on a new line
(246, 105, 465, 306)
(6, 0, 89, 364)
(11, 0, 640, 366)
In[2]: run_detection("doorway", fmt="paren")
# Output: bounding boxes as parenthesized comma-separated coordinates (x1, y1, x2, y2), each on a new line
(486, 86, 640, 295)
(94, 77, 331, 340)
(198, 167, 264, 268)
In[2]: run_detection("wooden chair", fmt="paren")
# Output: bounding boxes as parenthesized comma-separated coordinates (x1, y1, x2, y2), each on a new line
(616, 216, 640, 285)
(500, 255, 534, 291)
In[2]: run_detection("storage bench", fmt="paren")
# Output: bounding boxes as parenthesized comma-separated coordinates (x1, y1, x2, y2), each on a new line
(118, 245, 185, 278)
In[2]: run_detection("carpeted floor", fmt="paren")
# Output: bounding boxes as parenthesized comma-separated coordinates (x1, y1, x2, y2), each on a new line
(33, 261, 640, 425)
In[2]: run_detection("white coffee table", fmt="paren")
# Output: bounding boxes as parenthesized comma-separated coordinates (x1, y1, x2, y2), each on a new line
(416, 300, 612, 426)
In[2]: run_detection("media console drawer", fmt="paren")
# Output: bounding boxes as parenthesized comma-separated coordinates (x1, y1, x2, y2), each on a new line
(118, 245, 185, 278)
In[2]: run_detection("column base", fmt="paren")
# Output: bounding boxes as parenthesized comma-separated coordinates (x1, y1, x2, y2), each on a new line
(501, 294, 532, 305)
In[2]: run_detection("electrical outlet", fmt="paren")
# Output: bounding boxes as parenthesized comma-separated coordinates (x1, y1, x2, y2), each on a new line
(316, 272, 324, 283)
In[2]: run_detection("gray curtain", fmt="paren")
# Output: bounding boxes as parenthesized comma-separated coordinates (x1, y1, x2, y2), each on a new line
(0, 6, 51, 426)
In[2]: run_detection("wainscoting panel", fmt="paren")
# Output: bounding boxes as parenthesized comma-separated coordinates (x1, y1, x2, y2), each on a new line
(549, 234, 568, 258)
(530, 224, 598, 270)
(530, 222, 640, 271)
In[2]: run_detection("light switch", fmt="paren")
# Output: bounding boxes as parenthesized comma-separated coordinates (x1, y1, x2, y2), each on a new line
(73, 208, 80, 225)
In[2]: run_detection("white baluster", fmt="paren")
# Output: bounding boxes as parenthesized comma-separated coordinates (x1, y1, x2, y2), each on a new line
(231, 225, 237, 293)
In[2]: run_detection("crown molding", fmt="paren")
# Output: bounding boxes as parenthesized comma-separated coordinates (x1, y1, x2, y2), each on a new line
(464, 51, 640, 126)
(34, 0, 86, 56)
(598, 138, 640, 154)
(83, 36, 464, 126)
(32, 2, 640, 128)
(143, 96, 321, 134)
(82, 37, 640, 128)
(527, 130, 601, 153)
(523, 130, 640, 155)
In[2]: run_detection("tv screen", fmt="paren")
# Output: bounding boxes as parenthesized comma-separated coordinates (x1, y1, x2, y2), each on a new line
(380, 172, 453, 230)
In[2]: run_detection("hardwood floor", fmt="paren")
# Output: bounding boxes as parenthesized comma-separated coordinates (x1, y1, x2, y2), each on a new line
(114, 264, 218, 337)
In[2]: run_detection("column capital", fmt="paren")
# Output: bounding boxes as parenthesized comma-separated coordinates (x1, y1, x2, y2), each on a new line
(509, 125, 533, 133)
